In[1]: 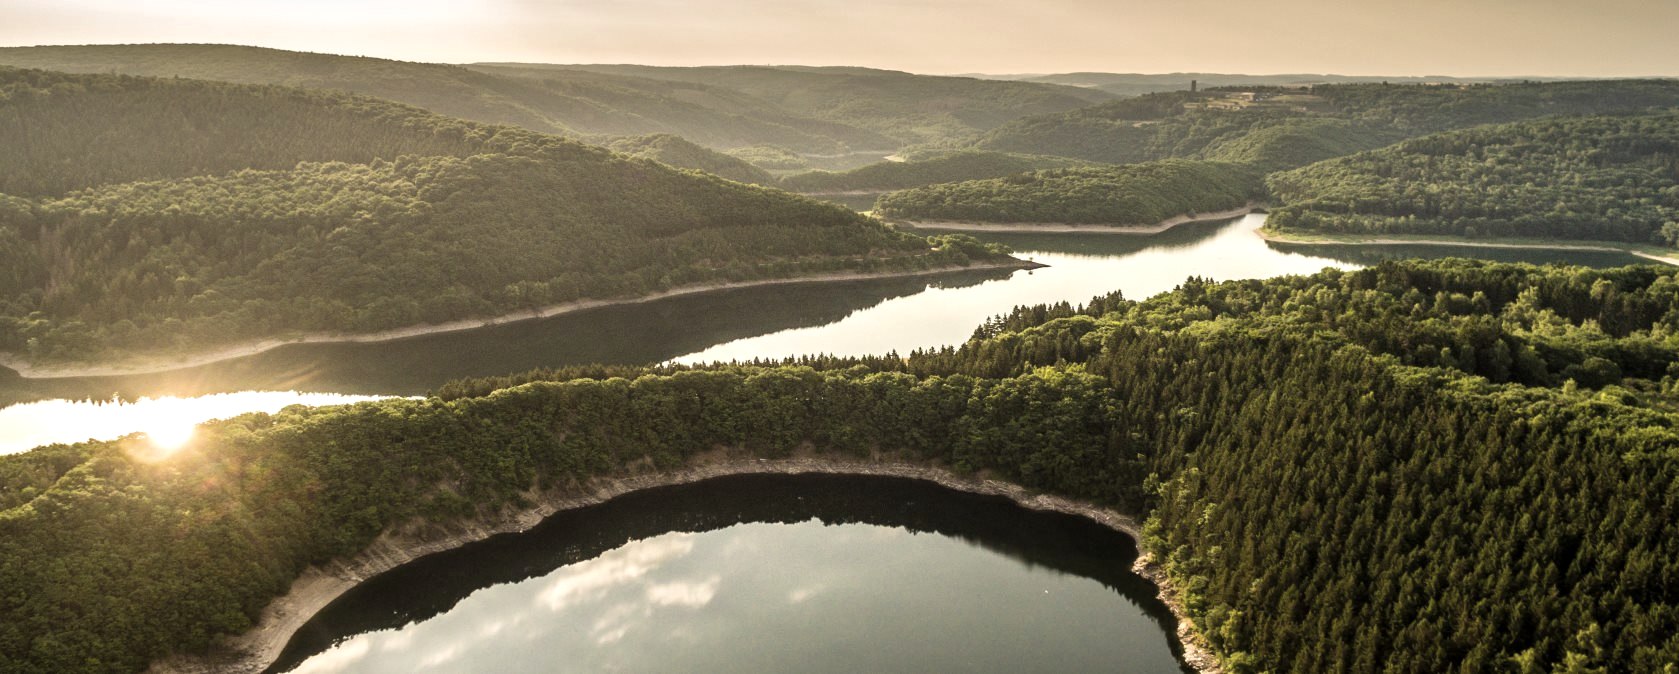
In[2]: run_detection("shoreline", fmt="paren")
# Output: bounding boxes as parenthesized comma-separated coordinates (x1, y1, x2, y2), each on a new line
(1258, 229, 1679, 266)
(0, 260, 1038, 380)
(147, 456, 1221, 674)
(893, 202, 1263, 234)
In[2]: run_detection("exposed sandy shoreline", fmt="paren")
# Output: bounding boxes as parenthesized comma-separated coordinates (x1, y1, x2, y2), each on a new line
(0, 260, 1038, 380)
(147, 455, 1221, 674)
(895, 202, 1262, 234)
(1258, 229, 1679, 266)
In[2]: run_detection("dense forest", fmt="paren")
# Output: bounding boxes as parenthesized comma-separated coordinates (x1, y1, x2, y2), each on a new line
(1266, 111, 1679, 245)
(0, 45, 1112, 154)
(0, 44, 898, 153)
(1012, 72, 1524, 97)
(972, 80, 1679, 169)
(480, 63, 1115, 147)
(604, 134, 775, 185)
(778, 150, 1092, 193)
(0, 69, 1015, 365)
(4, 260, 1678, 672)
(873, 160, 1261, 225)
(0, 67, 500, 196)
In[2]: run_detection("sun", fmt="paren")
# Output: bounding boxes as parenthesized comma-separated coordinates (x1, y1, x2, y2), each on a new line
(132, 398, 202, 454)
(141, 420, 197, 452)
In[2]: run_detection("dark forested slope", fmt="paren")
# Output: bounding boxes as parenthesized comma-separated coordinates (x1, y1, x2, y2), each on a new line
(1266, 111, 1679, 245)
(974, 80, 1679, 168)
(4, 260, 1678, 673)
(0, 45, 1111, 153)
(606, 134, 776, 184)
(0, 44, 894, 153)
(477, 63, 1114, 146)
(874, 160, 1262, 225)
(0, 70, 1011, 365)
(778, 150, 1093, 193)
(0, 67, 501, 197)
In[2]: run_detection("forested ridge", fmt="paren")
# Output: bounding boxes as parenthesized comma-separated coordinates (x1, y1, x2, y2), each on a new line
(0, 44, 898, 154)
(1266, 111, 1679, 245)
(973, 80, 1679, 168)
(4, 260, 1678, 672)
(777, 150, 1093, 194)
(0, 45, 1114, 154)
(604, 134, 776, 185)
(873, 160, 1261, 225)
(876, 81, 1679, 236)
(478, 63, 1115, 147)
(0, 67, 497, 196)
(0, 68, 1013, 365)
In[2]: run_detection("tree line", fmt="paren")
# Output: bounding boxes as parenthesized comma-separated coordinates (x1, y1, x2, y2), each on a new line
(4, 259, 1678, 672)
(873, 160, 1262, 225)
(1266, 111, 1679, 245)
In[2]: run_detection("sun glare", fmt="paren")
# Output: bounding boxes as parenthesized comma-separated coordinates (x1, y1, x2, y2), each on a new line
(140, 417, 197, 452)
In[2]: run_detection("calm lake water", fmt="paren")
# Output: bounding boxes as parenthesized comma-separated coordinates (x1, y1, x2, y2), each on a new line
(0, 214, 1648, 451)
(271, 474, 1190, 674)
(4, 214, 1652, 672)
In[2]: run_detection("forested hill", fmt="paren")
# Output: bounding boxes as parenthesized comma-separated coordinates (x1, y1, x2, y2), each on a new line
(6, 260, 1679, 672)
(1266, 111, 1679, 245)
(873, 160, 1262, 225)
(972, 80, 1679, 168)
(0, 150, 1008, 364)
(0, 68, 1016, 365)
(0, 67, 508, 196)
(0, 44, 893, 153)
(1007, 71, 1522, 97)
(778, 150, 1092, 194)
(0, 45, 1112, 153)
(605, 134, 776, 185)
(472, 63, 1115, 146)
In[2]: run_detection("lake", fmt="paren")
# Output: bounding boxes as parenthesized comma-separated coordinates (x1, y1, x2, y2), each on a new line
(0, 214, 1648, 450)
(269, 474, 1191, 674)
(1, 213, 1650, 673)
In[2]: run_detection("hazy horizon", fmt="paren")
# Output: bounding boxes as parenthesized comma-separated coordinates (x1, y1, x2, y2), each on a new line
(3, 0, 1678, 78)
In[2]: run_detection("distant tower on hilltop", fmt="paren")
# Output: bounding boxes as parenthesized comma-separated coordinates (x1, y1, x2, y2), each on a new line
(1190, 79, 1198, 93)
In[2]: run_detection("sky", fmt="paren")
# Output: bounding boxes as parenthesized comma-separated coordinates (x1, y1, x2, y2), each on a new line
(2, 0, 1677, 77)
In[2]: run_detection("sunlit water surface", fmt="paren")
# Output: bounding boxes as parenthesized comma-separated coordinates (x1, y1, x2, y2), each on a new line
(274, 474, 1189, 674)
(0, 215, 1648, 452)
(0, 392, 390, 455)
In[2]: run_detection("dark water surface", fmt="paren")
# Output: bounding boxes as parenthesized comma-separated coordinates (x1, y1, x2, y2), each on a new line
(0, 215, 1649, 451)
(272, 474, 1191, 674)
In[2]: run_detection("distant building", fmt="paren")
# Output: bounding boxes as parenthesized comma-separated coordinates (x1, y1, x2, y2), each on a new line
(1190, 79, 1197, 93)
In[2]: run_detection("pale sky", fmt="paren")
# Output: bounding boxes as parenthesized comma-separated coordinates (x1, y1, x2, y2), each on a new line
(2, 0, 1676, 76)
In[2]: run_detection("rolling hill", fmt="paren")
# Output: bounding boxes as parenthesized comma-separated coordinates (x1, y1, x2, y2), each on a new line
(474, 63, 1115, 146)
(0, 68, 1013, 365)
(0, 44, 1113, 154)
(1266, 111, 1679, 244)
(972, 80, 1679, 168)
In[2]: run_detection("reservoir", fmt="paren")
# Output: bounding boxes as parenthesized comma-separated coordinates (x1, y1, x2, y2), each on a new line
(270, 474, 1191, 674)
(0, 215, 1651, 672)
(0, 214, 1644, 447)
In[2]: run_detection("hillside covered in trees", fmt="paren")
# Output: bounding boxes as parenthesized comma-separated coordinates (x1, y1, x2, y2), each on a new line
(0, 45, 1111, 154)
(971, 80, 1679, 169)
(778, 150, 1093, 194)
(0, 67, 504, 197)
(874, 160, 1261, 225)
(0, 69, 1015, 365)
(4, 260, 1678, 673)
(479, 63, 1114, 147)
(605, 134, 775, 184)
(1265, 111, 1679, 245)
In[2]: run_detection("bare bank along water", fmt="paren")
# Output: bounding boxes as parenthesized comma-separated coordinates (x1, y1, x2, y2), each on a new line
(0, 213, 1650, 673)
(0, 214, 1646, 453)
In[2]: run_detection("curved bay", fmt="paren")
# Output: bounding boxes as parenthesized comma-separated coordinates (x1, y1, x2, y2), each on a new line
(271, 474, 1192, 674)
